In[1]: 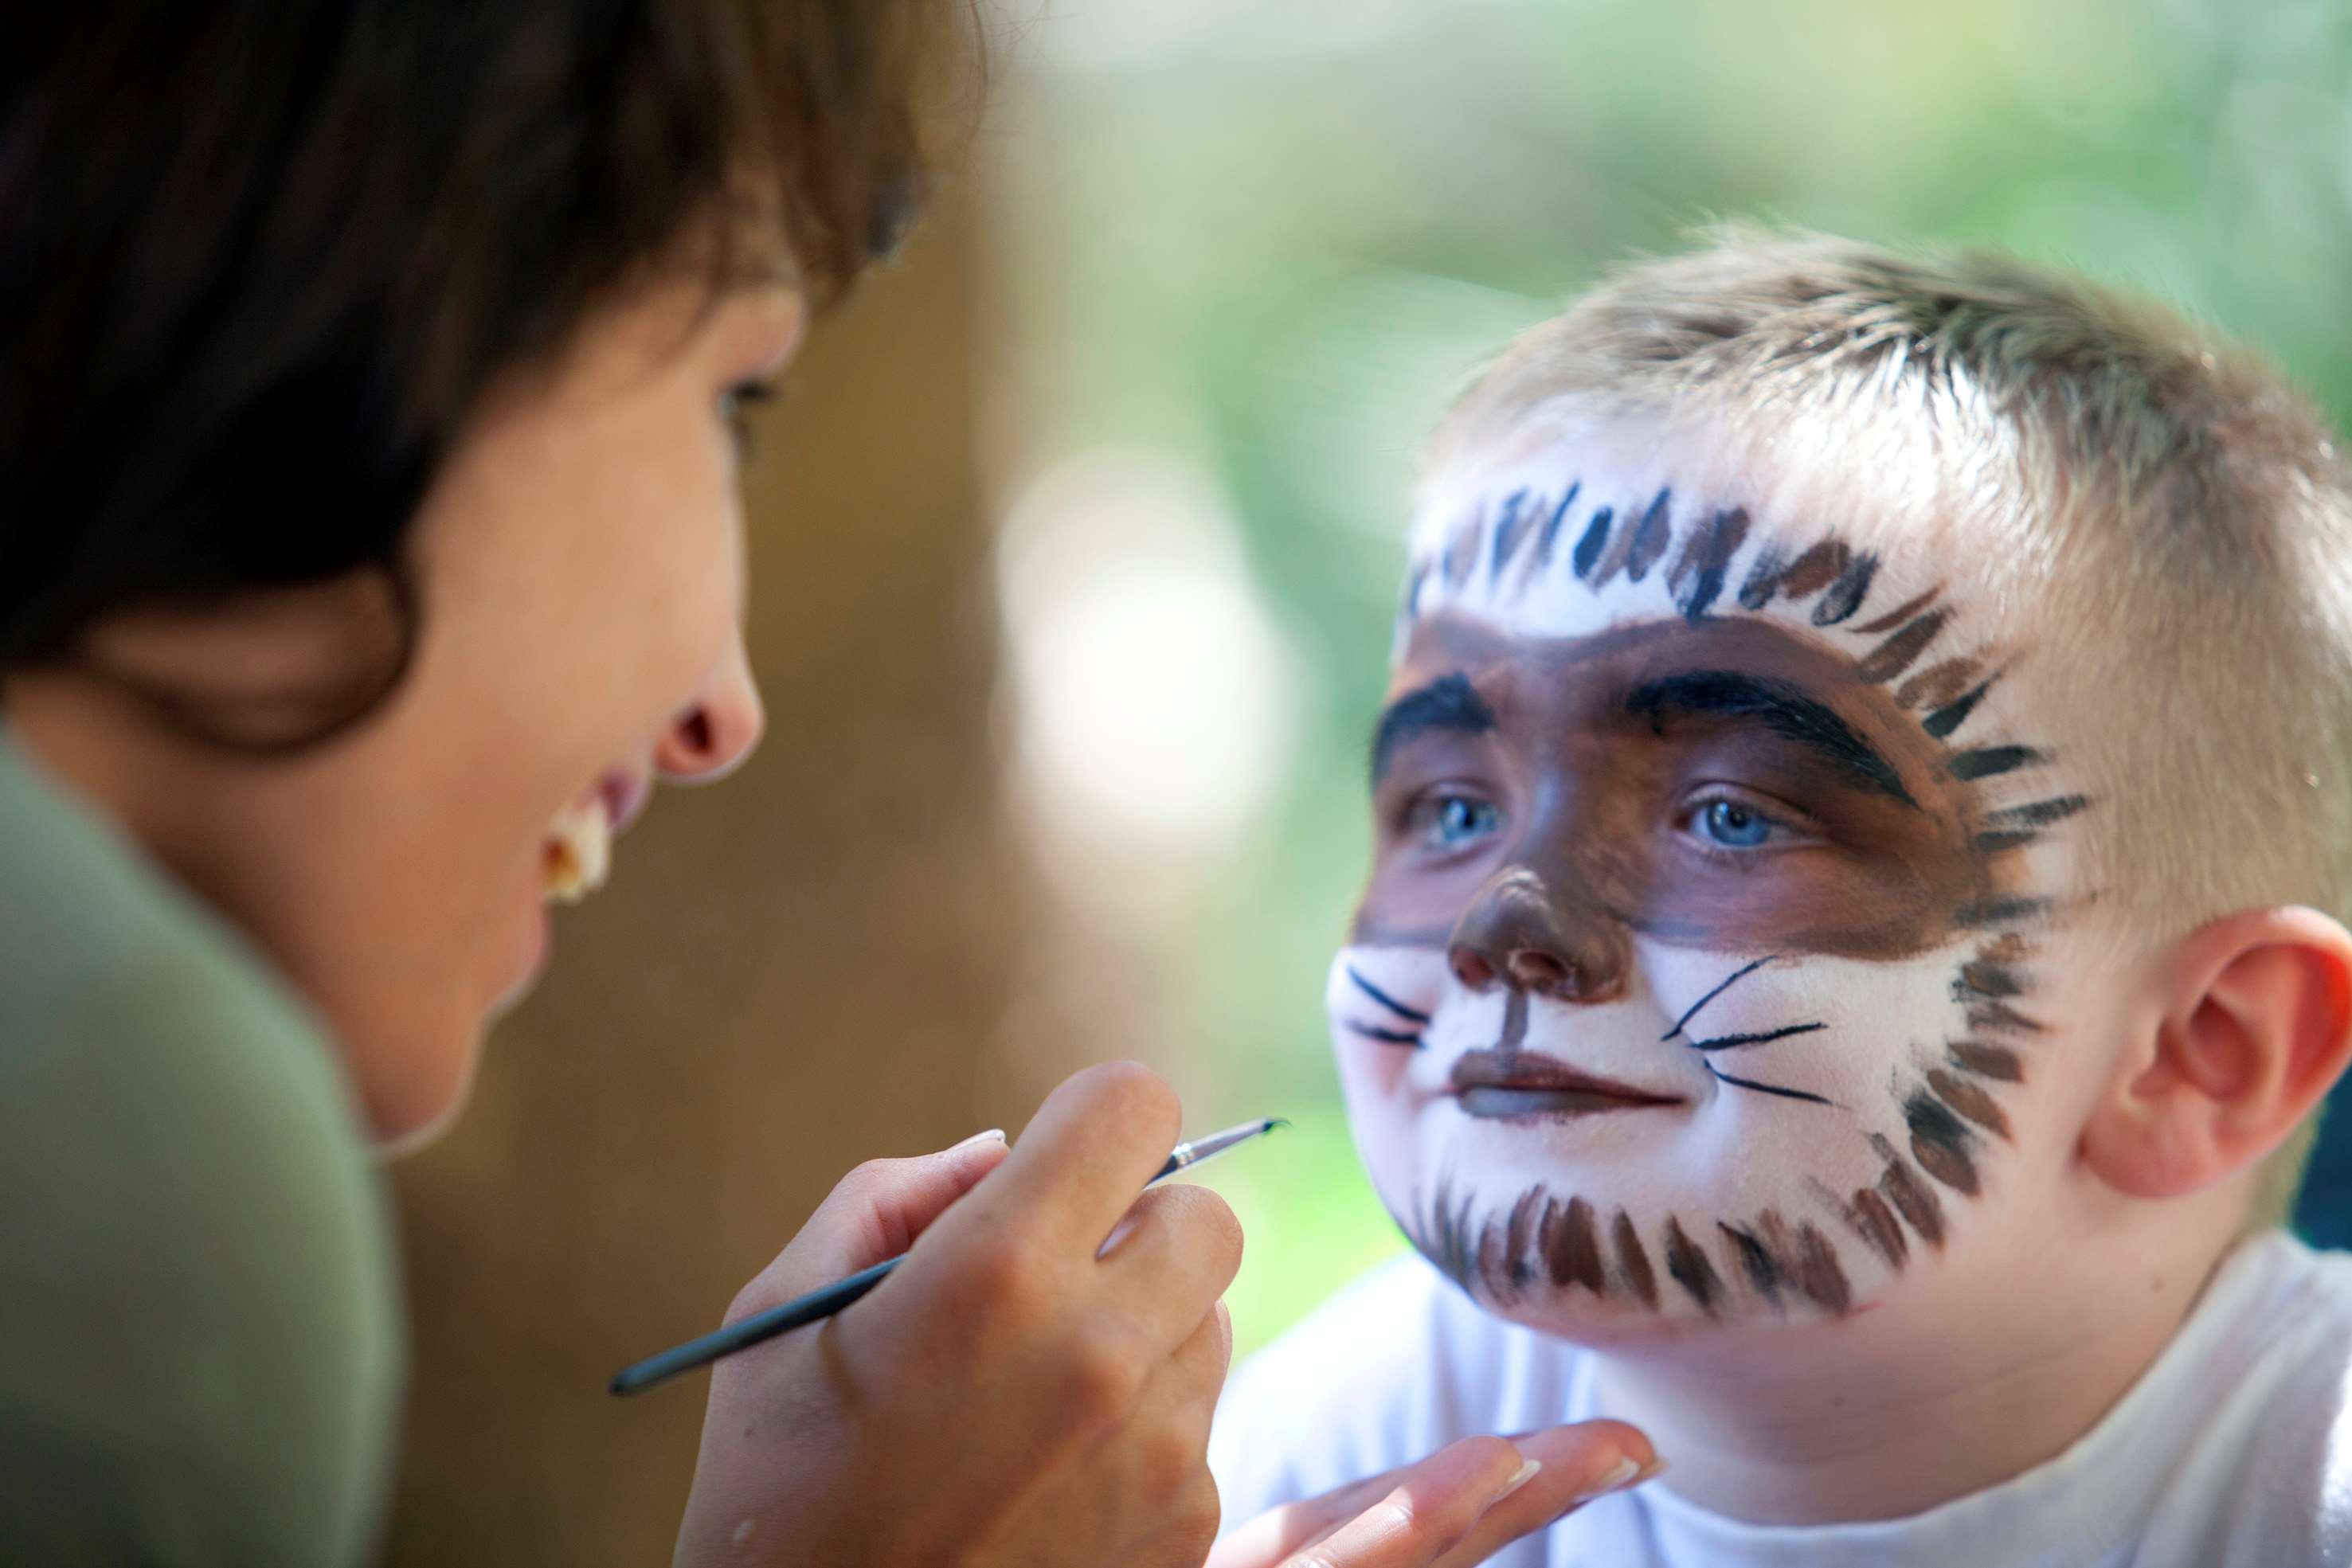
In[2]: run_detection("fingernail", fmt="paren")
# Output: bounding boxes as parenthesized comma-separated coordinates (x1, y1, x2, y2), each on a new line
(951, 1128, 1008, 1151)
(1630, 1457, 1667, 1487)
(1494, 1457, 1543, 1503)
(1579, 1457, 1642, 1500)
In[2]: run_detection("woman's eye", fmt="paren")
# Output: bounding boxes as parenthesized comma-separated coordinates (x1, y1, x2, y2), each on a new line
(1693, 797, 1778, 850)
(1415, 792, 1502, 850)
(720, 380, 777, 463)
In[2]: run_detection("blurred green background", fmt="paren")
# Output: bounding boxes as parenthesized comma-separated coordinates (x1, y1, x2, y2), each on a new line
(982, 0, 2352, 1359)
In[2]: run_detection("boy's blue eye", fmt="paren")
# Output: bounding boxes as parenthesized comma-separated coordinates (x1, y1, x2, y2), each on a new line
(1696, 798, 1775, 849)
(1423, 793, 1502, 849)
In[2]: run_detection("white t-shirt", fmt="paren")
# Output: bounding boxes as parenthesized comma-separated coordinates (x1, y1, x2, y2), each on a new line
(1211, 1231, 2352, 1566)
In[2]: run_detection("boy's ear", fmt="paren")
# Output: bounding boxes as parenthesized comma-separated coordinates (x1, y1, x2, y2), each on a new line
(2083, 907, 2352, 1201)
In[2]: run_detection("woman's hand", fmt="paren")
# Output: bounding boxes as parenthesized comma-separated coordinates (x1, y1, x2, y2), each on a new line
(673, 1062, 1243, 1568)
(1209, 1423, 1655, 1568)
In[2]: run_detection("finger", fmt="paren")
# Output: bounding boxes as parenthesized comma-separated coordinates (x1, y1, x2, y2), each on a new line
(1162, 1298, 1235, 1423)
(1205, 1464, 1412, 1568)
(1098, 1183, 1246, 1349)
(1427, 1421, 1655, 1568)
(952, 1062, 1184, 1250)
(1123, 1302, 1234, 1496)
(1207, 1437, 1524, 1568)
(738, 1130, 1011, 1305)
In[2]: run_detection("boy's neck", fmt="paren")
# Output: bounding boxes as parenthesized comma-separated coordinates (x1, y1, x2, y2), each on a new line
(1587, 1197, 2251, 1527)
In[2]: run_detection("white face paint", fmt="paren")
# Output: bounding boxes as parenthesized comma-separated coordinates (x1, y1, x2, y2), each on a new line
(1333, 435, 2089, 1335)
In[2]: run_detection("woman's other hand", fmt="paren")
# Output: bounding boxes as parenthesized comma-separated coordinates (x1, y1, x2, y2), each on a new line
(673, 1061, 1240, 1567)
(1207, 1422, 1656, 1568)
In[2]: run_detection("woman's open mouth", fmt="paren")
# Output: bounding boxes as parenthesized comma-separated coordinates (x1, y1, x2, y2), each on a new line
(1449, 1048, 1684, 1119)
(541, 770, 652, 904)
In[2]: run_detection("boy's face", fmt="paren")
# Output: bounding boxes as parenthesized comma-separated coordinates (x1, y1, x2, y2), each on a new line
(1333, 427, 2096, 1333)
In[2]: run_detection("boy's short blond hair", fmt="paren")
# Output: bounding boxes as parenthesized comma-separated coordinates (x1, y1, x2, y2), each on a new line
(1427, 228, 2352, 1226)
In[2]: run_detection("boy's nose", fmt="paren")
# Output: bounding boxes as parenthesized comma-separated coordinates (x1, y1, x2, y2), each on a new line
(1447, 867, 1628, 1004)
(656, 634, 765, 784)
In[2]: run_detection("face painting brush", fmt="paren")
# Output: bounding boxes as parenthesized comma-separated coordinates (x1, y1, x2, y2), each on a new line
(609, 1116, 1286, 1397)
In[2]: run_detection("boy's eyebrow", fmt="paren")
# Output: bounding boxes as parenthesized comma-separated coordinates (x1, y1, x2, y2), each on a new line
(1624, 670, 1916, 807)
(1372, 673, 1497, 782)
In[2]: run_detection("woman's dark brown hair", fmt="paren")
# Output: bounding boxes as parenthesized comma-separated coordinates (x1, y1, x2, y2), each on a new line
(0, 1, 964, 747)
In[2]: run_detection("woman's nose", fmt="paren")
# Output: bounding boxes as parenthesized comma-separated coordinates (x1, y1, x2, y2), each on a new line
(1446, 867, 1629, 1004)
(656, 635, 765, 784)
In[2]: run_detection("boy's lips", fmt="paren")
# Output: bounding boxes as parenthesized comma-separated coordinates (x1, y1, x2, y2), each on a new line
(1448, 1047, 1684, 1119)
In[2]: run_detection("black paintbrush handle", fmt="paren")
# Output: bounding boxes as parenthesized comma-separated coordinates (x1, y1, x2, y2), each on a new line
(609, 1257, 898, 1395)
(609, 1120, 1278, 1398)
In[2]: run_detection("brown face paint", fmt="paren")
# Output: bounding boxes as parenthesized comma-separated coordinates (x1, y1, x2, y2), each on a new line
(1869, 1133, 1947, 1247)
(1927, 1069, 2013, 1140)
(1841, 1186, 1909, 1269)
(1897, 656, 1987, 710)
(1545, 1195, 1606, 1293)
(1358, 612, 2013, 964)
(1614, 1209, 1661, 1309)
(1665, 1215, 1724, 1314)
(1792, 1222, 1853, 1314)
(1357, 481, 2094, 1327)
(1948, 1041, 2022, 1081)
(1720, 1221, 1783, 1301)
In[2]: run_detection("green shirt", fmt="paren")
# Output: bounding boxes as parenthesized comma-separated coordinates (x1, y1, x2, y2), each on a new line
(0, 733, 402, 1565)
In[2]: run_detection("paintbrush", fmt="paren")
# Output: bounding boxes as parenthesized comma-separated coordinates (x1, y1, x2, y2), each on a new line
(609, 1116, 1287, 1396)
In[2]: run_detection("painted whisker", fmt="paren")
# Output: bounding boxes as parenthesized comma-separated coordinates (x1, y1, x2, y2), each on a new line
(1661, 956, 1773, 1041)
(1348, 966, 1432, 1024)
(1705, 1060, 1835, 1107)
(1346, 1020, 1425, 1048)
(1685, 1021, 1826, 1054)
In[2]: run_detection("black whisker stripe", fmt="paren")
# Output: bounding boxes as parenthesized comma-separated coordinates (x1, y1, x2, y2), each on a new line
(1736, 543, 1787, 612)
(1718, 1222, 1782, 1302)
(1571, 505, 1614, 580)
(1348, 967, 1431, 1023)
(1922, 679, 1994, 739)
(1954, 894, 2053, 928)
(1973, 830, 2039, 855)
(1625, 487, 1674, 581)
(1489, 489, 1529, 583)
(1529, 484, 1580, 576)
(1673, 506, 1750, 622)
(1706, 1061, 1835, 1107)
(1810, 551, 1879, 625)
(1949, 745, 2044, 781)
(1686, 1021, 1827, 1054)
(1345, 1021, 1424, 1048)
(1951, 960, 2024, 1001)
(1661, 956, 1772, 1040)
(1981, 795, 2091, 831)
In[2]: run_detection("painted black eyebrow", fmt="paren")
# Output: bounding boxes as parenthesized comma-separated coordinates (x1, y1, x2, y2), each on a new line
(1371, 672, 1496, 783)
(1623, 670, 1916, 807)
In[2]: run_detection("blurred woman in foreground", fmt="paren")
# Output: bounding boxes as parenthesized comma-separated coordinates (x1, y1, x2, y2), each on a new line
(0, 5, 1644, 1562)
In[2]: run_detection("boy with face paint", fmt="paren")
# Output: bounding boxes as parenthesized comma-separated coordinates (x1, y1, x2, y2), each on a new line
(1207, 231, 2352, 1566)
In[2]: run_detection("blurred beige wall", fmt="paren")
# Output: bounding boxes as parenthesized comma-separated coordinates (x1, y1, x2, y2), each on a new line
(384, 191, 1074, 1564)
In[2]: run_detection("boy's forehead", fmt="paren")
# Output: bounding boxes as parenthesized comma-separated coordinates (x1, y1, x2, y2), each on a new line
(1394, 424, 2010, 666)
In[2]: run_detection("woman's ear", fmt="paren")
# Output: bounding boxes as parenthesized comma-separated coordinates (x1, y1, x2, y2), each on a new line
(2083, 906, 2352, 1200)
